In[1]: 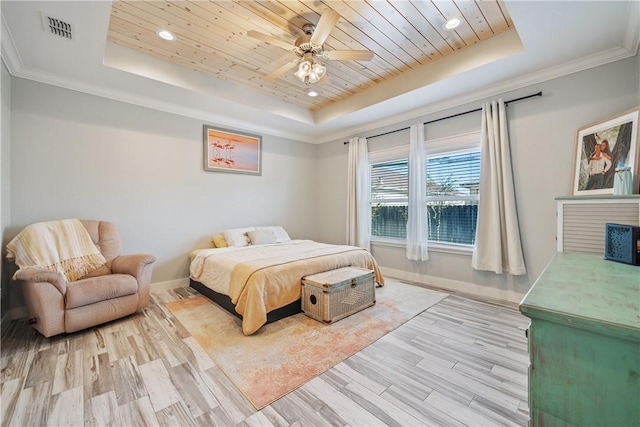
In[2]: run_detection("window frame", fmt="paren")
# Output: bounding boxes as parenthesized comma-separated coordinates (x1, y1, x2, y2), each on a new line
(369, 131, 481, 255)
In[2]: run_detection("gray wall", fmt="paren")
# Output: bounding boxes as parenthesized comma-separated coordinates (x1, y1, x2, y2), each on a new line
(317, 56, 640, 302)
(3, 55, 638, 314)
(1, 62, 11, 326)
(7, 78, 318, 291)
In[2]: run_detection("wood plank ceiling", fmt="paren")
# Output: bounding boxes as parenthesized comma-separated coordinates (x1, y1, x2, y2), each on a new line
(107, 1, 513, 112)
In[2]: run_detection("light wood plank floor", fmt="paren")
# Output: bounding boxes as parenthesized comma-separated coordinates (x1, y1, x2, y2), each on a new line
(1, 283, 530, 426)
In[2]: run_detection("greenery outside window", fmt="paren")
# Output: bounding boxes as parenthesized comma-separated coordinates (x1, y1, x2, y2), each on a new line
(370, 132, 481, 250)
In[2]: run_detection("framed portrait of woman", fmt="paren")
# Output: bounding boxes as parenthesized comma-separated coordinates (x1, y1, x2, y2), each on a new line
(572, 107, 639, 196)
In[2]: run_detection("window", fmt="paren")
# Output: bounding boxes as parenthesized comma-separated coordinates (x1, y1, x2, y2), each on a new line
(370, 132, 481, 248)
(371, 159, 408, 239)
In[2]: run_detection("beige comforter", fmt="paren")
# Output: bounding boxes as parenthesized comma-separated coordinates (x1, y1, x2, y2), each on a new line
(190, 240, 384, 335)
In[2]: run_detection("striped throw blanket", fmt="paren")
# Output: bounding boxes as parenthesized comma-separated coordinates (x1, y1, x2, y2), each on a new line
(7, 219, 106, 282)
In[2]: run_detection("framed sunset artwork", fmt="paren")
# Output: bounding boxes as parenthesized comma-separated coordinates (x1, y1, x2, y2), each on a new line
(203, 125, 262, 175)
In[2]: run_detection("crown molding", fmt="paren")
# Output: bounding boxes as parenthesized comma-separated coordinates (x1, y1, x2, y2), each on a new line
(0, 17, 316, 144)
(4, 62, 317, 144)
(3, 42, 635, 146)
(623, 0, 640, 55)
(1, 12, 21, 75)
(318, 45, 638, 145)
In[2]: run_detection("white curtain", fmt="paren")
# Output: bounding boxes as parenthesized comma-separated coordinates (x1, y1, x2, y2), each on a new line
(406, 124, 429, 261)
(472, 100, 526, 275)
(346, 137, 371, 250)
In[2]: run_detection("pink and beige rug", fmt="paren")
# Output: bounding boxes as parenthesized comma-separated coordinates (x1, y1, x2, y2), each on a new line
(165, 279, 447, 409)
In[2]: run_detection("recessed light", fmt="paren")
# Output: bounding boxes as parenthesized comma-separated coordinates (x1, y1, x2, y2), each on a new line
(156, 29, 176, 41)
(306, 89, 319, 97)
(443, 17, 461, 31)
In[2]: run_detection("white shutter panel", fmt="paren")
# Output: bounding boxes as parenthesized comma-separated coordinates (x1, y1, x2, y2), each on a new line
(557, 198, 640, 254)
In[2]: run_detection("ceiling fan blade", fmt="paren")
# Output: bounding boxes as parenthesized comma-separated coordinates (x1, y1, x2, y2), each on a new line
(324, 50, 374, 61)
(310, 9, 340, 46)
(265, 60, 299, 81)
(247, 30, 295, 51)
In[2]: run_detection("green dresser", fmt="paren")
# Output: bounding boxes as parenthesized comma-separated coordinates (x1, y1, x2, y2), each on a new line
(520, 253, 640, 427)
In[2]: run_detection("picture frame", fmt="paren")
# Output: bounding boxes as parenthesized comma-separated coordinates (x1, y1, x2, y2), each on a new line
(572, 107, 639, 196)
(203, 125, 262, 175)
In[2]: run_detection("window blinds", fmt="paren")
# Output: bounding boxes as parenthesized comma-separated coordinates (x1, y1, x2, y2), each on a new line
(370, 149, 481, 244)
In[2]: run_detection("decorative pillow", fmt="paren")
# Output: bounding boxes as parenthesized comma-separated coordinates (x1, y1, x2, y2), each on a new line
(247, 229, 278, 245)
(256, 226, 291, 243)
(221, 227, 254, 247)
(211, 234, 228, 248)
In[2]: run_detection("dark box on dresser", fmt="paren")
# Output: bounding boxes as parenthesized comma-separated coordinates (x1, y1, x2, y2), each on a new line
(604, 223, 640, 266)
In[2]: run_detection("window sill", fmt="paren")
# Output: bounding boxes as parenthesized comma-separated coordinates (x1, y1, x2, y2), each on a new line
(370, 237, 473, 256)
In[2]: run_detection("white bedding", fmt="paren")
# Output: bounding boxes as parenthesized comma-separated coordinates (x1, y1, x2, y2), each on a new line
(190, 239, 367, 294)
(189, 239, 385, 335)
(190, 240, 312, 294)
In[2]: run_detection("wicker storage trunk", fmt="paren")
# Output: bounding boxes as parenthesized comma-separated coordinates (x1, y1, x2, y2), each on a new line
(301, 266, 375, 324)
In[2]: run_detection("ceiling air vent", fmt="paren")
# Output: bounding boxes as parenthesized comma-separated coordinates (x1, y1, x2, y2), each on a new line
(41, 14, 73, 40)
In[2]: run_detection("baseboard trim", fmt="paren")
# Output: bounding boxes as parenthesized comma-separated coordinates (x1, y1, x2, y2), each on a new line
(5, 273, 524, 322)
(150, 278, 190, 293)
(381, 267, 525, 307)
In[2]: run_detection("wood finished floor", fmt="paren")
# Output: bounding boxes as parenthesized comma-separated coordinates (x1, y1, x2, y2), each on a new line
(1, 284, 531, 426)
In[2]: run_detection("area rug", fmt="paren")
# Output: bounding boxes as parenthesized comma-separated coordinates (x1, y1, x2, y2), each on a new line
(165, 279, 447, 409)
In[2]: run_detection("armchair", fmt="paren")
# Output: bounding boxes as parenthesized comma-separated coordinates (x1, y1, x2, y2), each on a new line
(12, 220, 156, 337)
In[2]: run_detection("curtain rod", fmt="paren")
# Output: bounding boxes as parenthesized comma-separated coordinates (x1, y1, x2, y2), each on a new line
(343, 91, 542, 144)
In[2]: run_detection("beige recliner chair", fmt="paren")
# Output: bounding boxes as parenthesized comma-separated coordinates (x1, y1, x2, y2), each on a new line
(13, 220, 156, 337)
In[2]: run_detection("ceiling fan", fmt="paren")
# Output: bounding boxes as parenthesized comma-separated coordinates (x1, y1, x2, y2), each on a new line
(248, 9, 374, 85)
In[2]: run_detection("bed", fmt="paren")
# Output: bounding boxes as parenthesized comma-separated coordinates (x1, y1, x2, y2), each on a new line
(189, 227, 384, 335)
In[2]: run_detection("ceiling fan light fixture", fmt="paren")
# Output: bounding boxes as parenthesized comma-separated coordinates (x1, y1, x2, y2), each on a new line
(298, 59, 312, 74)
(248, 9, 374, 85)
(294, 57, 326, 85)
(312, 62, 326, 77)
(443, 17, 461, 31)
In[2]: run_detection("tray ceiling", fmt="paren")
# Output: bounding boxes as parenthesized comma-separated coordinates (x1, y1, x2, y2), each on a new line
(106, 0, 516, 116)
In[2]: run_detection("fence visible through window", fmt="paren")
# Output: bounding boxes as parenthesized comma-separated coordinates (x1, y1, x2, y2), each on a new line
(370, 148, 480, 246)
(371, 204, 478, 244)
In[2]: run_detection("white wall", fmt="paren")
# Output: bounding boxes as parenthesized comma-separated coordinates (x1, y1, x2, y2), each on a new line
(317, 56, 640, 303)
(8, 78, 318, 292)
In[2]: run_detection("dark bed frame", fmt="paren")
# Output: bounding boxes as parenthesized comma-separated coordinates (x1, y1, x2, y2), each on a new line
(189, 279, 302, 324)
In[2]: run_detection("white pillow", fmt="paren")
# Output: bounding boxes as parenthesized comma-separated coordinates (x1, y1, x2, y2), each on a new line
(248, 229, 278, 245)
(222, 227, 255, 247)
(256, 226, 291, 243)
